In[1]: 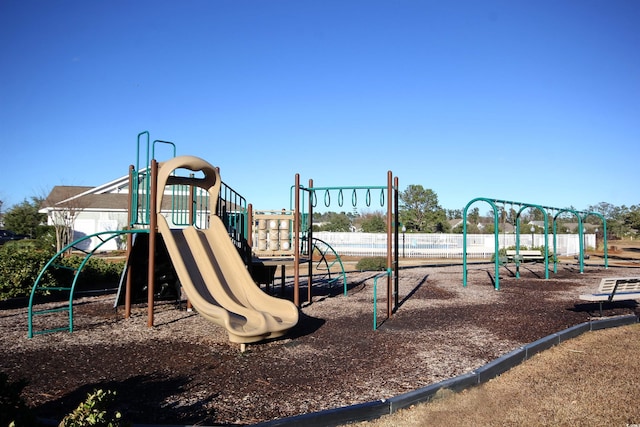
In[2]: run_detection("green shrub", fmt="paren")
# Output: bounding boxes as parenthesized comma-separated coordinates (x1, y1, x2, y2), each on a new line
(0, 373, 36, 427)
(59, 256, 125, 285)
(1, 376, 130, 427)
(0, 245, 125, 300)
(33, 226, 58, 251)
(59, 389, 129, 427)
(0, 245, 57, 299)
(494, 248, 505, 260)
(356, 256, 388, 271)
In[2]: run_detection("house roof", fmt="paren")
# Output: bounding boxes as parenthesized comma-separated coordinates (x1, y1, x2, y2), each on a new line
(42, 185, 130, 211)
(41, 185, 196, 212)
(41, 186, 218, 214)
(42, 186, 94, 206)
(448, 218, 517, 232)
(40, 169, 243, 215)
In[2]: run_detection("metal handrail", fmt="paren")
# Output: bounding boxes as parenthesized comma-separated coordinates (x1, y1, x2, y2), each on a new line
(373, 269, 393, 330)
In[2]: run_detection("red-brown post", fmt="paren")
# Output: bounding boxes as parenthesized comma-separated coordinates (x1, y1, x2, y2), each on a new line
(247, 204, 254, 248)
(147, 159, 158, 327)
(394, 175, 399, 309)
(125, 165, 134, 319)
(307, 178, 314, 304)
(293, 173, 300, 307)
(387, 171, 393, 318)
(184, 180, 195, 311)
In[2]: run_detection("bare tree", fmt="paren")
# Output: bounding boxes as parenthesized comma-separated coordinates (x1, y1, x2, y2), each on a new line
(52, 209, 78, 253)
(43, 187, 88, 254)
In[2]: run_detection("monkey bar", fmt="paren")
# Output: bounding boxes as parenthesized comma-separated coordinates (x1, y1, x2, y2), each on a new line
(291, 172, 400, 321)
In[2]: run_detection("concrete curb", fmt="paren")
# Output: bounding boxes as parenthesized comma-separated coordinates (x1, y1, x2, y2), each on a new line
(253, 399, 389, 427)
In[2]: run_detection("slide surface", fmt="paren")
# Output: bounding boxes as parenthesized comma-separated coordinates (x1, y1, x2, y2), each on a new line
(154, 155, 298, 344)
(158, 215, 299, 343)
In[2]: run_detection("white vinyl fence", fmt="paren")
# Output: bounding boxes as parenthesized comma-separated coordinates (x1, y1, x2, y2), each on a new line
(313, 232, 595, 259)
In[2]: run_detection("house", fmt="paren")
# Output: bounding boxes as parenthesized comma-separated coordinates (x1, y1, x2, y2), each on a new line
(40, 170, 246, 252)
(448, 218, 517, 233)
(40, 174, 132, 251)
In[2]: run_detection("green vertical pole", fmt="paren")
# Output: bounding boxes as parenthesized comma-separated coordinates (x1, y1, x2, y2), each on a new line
(462, 204, 469, 288)
(578, 216, 585, 273)
(493, 206, 500, 290)
(515, 214, 521, 279)
(552, 216, 558, 274)
(543, 212, 549, 279)
(602, 220, 608, 269)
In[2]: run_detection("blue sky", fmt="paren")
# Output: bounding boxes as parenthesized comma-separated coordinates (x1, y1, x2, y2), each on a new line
(1, 0, 639, 215)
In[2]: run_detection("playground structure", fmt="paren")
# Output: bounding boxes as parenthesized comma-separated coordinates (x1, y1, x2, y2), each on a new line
(29, 132, 297, 344)
(27, 132, 615, 341)
(28, 131, 401, 342)
(462, 197, 609, 290)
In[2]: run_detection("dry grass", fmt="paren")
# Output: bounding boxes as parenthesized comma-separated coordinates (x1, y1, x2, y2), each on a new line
(347, 323, 640, 427)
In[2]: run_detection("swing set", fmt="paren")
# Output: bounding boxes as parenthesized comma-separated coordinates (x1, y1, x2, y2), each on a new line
(462, 197, 608, 290)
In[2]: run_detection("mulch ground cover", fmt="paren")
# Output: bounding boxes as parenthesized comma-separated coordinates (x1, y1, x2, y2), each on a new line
(1, 261, 638, 426)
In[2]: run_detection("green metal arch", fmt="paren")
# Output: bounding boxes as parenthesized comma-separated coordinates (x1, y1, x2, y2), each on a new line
(582, 211, 608, 269)
(552, 209, 584, 273)
(462, 197, 500, 289)
(550, 209, 608, 273)
(513, 203, 550, 279)
(28, 229, 149, 338)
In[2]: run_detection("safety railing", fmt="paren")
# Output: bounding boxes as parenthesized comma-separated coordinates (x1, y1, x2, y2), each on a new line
(132, 131, 249, 249)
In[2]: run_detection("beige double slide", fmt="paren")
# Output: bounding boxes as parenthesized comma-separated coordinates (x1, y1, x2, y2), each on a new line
(155, 156, 299, 345)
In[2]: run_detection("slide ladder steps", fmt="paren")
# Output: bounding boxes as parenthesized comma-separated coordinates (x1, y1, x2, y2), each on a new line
(28, 286, 75, 336)
(29, 262, 78, 336)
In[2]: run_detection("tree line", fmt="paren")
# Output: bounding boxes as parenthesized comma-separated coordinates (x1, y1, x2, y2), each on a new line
(313, 185, 640, 239)
(0, 197, 50, 239)
(1, 187, 639, 242)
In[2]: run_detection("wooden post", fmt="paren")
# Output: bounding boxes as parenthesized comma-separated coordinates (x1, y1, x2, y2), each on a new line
(247, 204, 254, 248)
(293, 174, 300, 307)
(125, 165, 134, 319)
(307, 178, 314, 305)
(394, 175, 399, 309)
(387, 171, 393, 318)
(147, 159, 158, 327)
